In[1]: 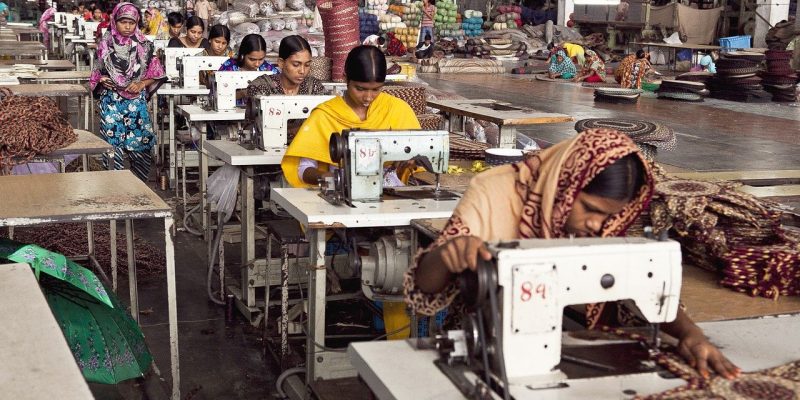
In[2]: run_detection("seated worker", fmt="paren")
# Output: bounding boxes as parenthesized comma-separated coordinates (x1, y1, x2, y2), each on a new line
(405, 129, 742, 381)
(247, 35, 325, 97)
(615, 49, 651, 89)
(363, 33, 386, 50)
(166, 11, 184, 40)
(573, 49, 606, 83)
(167, 16, 208, 48)
(219, 34, 276, 72)
(562, 41, 585, 66)
(548, 49, 577, 79)
(699, 52, 717, 73)
(415, 34, 434, 60)
(199, 24, 233, 87)
(384, 32, 407, 57)
(281, 45, 421, 188)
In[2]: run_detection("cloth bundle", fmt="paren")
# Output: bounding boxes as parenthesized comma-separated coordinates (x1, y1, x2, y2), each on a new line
(761, 50, 798, 102)
(435, 1, 460, 38)
(494, 5, 522, 29)
(233, 21, 260, 35)
(271, 0, 286, 12)
(257, 19, 272, 32)
(259, 1, 274, 16)
(0, 92, 76, 172)
(657, 79, 709, 102)
(646, 168, 800, 300)
(399, 2, 421, 28)
(359, 10, 379, 42)
(462, 14, 483, 37)
(378, 13, 406, 31)
(395, 27, 420, 51)
(364, 0, 388, 16)
(232, 0, 259, 18)
(318, 0, 361, 81)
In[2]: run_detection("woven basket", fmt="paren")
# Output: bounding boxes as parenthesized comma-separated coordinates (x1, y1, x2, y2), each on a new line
(317, 0, 360, 82)
(382, 86, 427, 115)
(417, 113, 443, 130)
(309, 56, 331, 82)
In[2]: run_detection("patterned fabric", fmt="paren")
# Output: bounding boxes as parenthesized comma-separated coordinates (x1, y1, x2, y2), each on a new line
(246, 74, 325, 97)
(584, 49, 607, 80)
(615, 54, 651, 89)
(548, 50, 577, 78)
(404, 129, 654, 328)
(102, 146, 153, 182)
(381, 86, 427, 115)
(90, 2, 166, 100)
(218, 58, 278, 72)
(386, 32, 407, 56)
(38, 7, 56, 48)
(0, 94, 76, 171)
(99, 90, 155, 153)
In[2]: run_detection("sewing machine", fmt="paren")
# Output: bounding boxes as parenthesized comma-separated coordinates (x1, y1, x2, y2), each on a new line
(164, 47, 204, 81)
(176, 56, 228, 88)
(322, 129, 453, 206)
(433, 237, 682, 397)
(207, 70, 274, 112)
(246, 94, 333, 150)
(62, 14, 80, 34)
(82, 21, 99, 40)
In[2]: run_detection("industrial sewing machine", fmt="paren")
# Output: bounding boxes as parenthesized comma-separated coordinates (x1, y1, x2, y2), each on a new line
(431, 237, 682, 399)
(164, 47, 204, 81)
(153, 39, 169, 53)
(245, 94, 333, 150)
(82, 21, 99, 40)
(177, 55, 228, 88)
(322, 129, 456, 206)
(206, 70, 274, 112)
(62, 14, 80, 34)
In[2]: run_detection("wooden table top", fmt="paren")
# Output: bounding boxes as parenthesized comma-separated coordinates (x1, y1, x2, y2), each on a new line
(46, 130, 112, 156)
(426, 98, 574, 126)
(2, 83, 88, 97)
(632, 42, 722, 50)
(0, 59, 75, 70)
(0, 171, 170, 226)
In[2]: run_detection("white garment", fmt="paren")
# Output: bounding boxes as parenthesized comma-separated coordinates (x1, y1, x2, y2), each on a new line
(194, 0, 210, 20)
(362, 34, 381, 47)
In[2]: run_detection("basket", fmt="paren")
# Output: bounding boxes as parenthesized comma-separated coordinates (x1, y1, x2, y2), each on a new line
(317, 0, 360, 82)
(719, 35, 751, 50)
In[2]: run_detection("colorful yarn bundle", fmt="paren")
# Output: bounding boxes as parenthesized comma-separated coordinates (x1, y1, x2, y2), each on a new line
(461, 11, 483, 37)
(318, 0, 360, 81)
(363, 0, 388, 16)
(395, 27, 420, 51)
(378, 13, 406, 31)
(358, 10, 379, 42)
(494, 5, 522, 28)
(435, 1, 462, 38)
(399, 2, 421, 28)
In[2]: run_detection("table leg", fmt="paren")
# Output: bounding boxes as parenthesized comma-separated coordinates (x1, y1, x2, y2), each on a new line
(169, 96, 177, 190)
(126, 219, 139, 322)
(306, 228, 326, 391)
(163, 216, 181, 400)
(111, 220, 117, 291)
(280, 244, 289, 360)
(241, 166, 255, 307)
(84, 94, 89, 131)
(200, 125, 209, 240)
(498, 125, 518, 149)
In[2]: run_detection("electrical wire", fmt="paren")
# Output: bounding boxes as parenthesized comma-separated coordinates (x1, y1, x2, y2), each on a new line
(206, 211, 226, 305)
(275, 367, 306, 399)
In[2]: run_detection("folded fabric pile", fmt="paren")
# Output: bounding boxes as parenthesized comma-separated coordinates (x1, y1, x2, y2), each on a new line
(573, 118, 676, 160)
(762, 50, 798, 102)
(493, 5, 521, 30)
(435, 1, 463, 39)
(647, 169, 800, 300)
(358, 10, 379, 42)
(462, 10, 483, 37)
(708, 52, 772, 102)
(656, 79, 709, 102)
(593, 87, 642, 103)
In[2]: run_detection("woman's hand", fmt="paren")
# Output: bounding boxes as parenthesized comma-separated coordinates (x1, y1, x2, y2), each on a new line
(99, 77, 115, 89)
(676, 328, 741, 380)
(125, 80, 146, 93)
(437, 236, 492, 274)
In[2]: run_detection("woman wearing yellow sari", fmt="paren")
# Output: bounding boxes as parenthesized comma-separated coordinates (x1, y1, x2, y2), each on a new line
(281, 45, 420, 188)
(143, 6, 167, 38)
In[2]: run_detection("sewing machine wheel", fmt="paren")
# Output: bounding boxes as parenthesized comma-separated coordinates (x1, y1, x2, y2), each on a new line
(463, 313, 483, 359)
(329, 132, 346, 163)
(458, 260, 496, 311)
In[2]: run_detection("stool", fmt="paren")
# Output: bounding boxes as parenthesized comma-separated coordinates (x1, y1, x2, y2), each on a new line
(264, 219, 307, 362)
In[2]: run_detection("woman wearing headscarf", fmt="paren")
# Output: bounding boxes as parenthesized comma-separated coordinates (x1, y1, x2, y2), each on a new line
(547, 49, 576, 79)
(94, 10, 112, 41)
(615, 49, 651, 89)
(38, 5, 56, 48)
(405, 129, 742, 381)
(573, 49, 607, 83)
(143, 6, 168, 39)
(90, 2, 166, 181)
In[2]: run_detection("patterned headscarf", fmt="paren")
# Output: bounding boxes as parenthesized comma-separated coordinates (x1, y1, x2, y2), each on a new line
(38, 7, 56, 47)
(585, 49, 606, 77)
(548, 49, 576, 76)
(90, 2, 164, 99)
(615, 53, 650, 89)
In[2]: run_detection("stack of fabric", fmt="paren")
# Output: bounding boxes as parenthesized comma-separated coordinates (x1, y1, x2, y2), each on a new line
(708, 53, 771, 102)
(573, 118, 676, 160)
(762, 50, 798, 102)
(656, 79, 709, 102)
(593, 87, 642, 103)
(493, 5, 522, 29)
(358, 10, 379, 43)
(646, 169, 800, 300)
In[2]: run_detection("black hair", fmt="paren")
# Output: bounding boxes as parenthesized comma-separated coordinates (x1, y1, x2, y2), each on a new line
(78, 2, 85, 7)
(167, 11, 184, 27)
(185, 15, 204, 31)
(278, 34, 312, 60)
(237, 34, 268, 66)
(377, 36, 386, 45)
(582, 153, 646, 201)
(424, 34, 432, 40)
(71, 6, 79, 12)
(344, 45, 386, 83)
(636, 49, 646, 59)
(208, 24, 230, 43)
(547, 42, 555, 50)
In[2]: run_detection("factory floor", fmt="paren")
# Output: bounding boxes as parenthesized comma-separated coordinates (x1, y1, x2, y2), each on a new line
(87, 73, 800, 399)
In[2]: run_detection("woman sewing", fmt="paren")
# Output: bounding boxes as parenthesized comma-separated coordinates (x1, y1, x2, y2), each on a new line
(89, 2, 165, 181)
(615, 49, 651, 89)
(167, 16, 208, 48)
(405, 129, 741, 380)
(246, 35, 324, 97)
(219, 34, 276, 72)
(280, 45, 420, 188)
(548, 49, 577, 80)
(573, 49, 607, 83)
(198, 25, 233, 88)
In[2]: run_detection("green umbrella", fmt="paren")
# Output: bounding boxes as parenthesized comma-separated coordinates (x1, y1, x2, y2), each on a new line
(42, 277, 154, 384)
(0, 238, 112, 308)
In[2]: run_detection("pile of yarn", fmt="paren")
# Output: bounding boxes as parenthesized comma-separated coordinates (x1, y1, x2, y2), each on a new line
(493, 5, 521, 30)
(762, 50, 798, 102)
(363, 0, 388, 16)
(462, 9, 483, 37)
(398, 1, 421, 29)
(378, 13, 406, 31)
(435, 1, 463, 38)
(359, 10, 379, 42)
(395, 27, 420, 51)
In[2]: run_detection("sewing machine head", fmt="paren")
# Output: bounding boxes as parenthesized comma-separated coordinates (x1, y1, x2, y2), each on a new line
(178, 56, 227, 88)
(63, 14, 80, 34)
(54, 12, 67, 26)
(83, 21, 99, 40)
(323, 129, 450, 205)
(246, 94, 333, 150)
(436, 237, 682, 395)
(164, 47, 204, 82)
(207, 70, 274, 112)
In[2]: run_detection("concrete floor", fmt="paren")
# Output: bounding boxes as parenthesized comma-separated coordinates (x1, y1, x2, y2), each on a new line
(88, 72, 800, 399)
